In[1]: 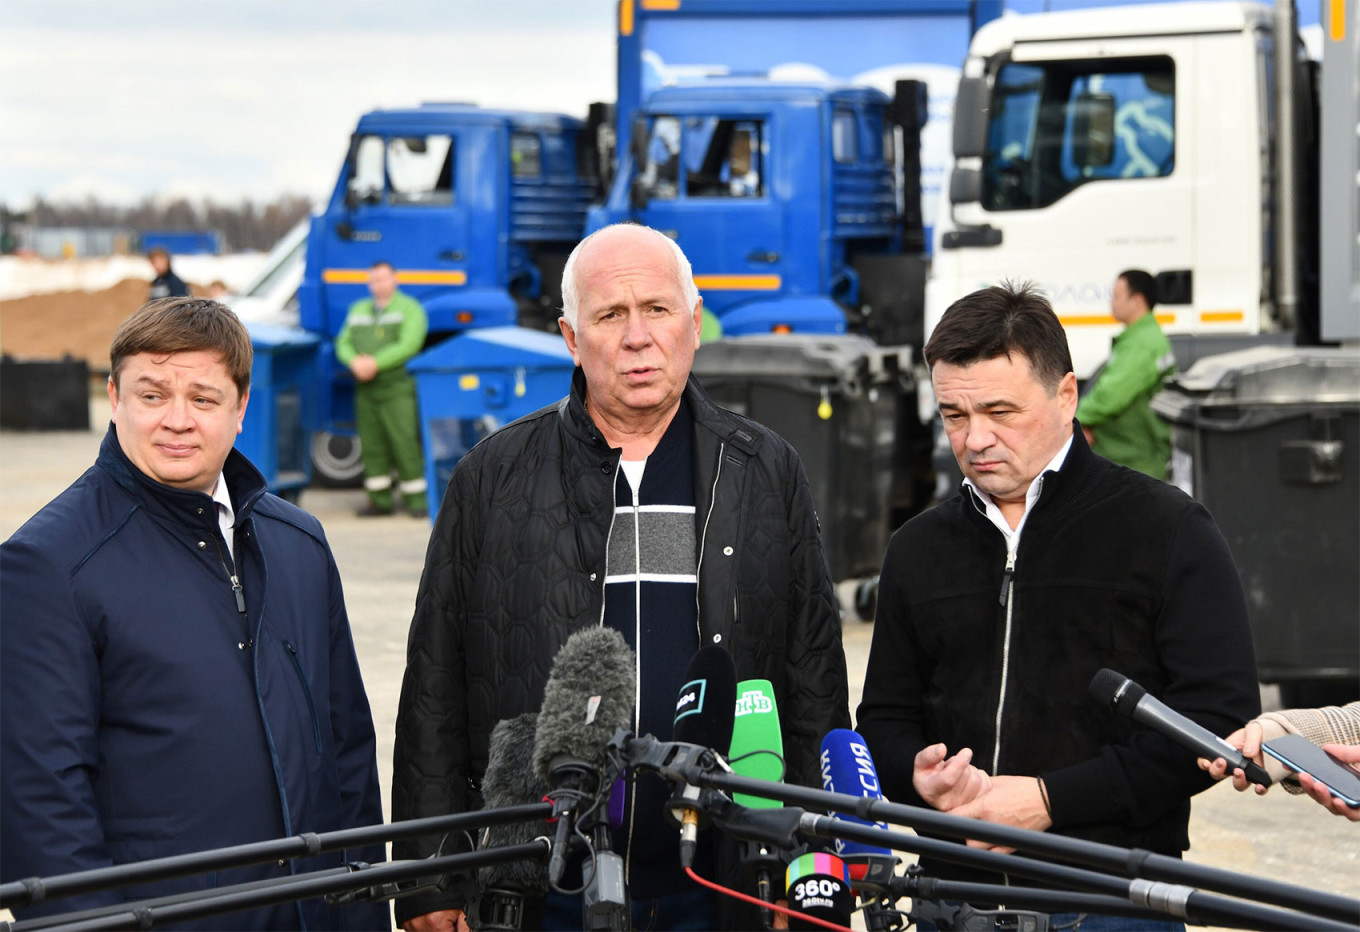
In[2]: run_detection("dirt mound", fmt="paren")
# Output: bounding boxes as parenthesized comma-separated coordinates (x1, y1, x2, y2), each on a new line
(0, 279, 205, 374)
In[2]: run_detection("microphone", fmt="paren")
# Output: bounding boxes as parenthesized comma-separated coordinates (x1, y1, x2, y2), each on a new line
(819, 730, 899, 930)
(473, 713, 550, 930)
(729, 680, 788, 927)
(784, 851, 853, 931)
(1089, 669, 1273, 788)
(730, 679, 785, 807)
(533, 626, 637, 887)
(669, 646, 737, 868)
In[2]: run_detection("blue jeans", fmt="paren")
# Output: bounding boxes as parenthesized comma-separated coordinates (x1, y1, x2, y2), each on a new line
(542, 887, 720, 931)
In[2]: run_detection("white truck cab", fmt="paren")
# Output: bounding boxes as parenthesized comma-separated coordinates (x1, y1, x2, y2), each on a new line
(927, 2, 1292, 379)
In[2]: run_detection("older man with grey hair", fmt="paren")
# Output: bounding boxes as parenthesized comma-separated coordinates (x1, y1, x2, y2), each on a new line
(392, 223, 849, 931)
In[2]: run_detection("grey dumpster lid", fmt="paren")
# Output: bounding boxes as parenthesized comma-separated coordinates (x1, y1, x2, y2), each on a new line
(1162, 345, 1360, 405)
(691, 334, 912, 384)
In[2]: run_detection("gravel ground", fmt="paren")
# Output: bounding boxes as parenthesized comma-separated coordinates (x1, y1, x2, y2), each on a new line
(2, 397, 1355, 929)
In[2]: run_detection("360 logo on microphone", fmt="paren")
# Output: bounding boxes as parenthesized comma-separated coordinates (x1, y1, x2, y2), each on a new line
(786, 852, 849, 910)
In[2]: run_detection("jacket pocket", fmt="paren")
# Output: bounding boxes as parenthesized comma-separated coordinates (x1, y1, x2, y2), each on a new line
(282, 638, 322, 755)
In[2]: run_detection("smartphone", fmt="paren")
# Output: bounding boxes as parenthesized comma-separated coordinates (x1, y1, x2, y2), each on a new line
(1262, 734, 1360, 808)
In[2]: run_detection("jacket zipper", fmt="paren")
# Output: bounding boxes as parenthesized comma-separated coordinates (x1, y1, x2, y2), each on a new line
(992, 545, 1018, 775)
(208, 536, 250, 647)
(283, 639, 323, 755)
(597, 458, 621, 627)
(625, 478, 642, 888)
(694, 441, 725, 641)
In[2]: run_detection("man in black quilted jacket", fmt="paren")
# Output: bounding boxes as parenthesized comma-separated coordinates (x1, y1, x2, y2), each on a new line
(392, 223, 850, 931)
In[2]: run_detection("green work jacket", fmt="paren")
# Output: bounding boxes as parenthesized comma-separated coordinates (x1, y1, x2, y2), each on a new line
(1076, 311, 1176, 480)
(334, 289, 429, 389)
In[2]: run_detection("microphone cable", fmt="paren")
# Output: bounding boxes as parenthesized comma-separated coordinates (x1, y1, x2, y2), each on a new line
(681, 866, 854, 932)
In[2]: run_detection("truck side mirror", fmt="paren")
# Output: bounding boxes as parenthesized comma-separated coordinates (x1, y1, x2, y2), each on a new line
(953, 76, 989, 159)
(950, 166, 982, 205)
(1071, 92, 1115, 169)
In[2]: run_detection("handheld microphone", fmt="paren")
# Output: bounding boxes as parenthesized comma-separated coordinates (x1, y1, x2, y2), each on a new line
(784, 851, 853, 931)
(730, 680, 788, 927)
(730, 679, 785, 808)
(473, 713, 550, 930)
(819, 730, 899, 930)
(669, 646, 737, 868)
(1089, 669, 1273, 788)
(533, 627, 637, 886)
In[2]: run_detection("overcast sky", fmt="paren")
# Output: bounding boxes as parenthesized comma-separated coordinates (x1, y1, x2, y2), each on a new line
(1, 1, 618, 208)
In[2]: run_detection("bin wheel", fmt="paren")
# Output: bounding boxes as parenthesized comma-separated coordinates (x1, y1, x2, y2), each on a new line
(854, 576, 879, 622)
(311, 432, 364, 488)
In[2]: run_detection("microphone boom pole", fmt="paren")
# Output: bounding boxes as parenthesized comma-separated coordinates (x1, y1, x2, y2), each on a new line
(0, 804, 550, 914)
(616, 732, 1360, 926)
(5, 843, 549, 932)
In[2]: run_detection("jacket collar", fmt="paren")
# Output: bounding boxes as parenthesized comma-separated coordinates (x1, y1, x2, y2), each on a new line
(962, 421, 1104, 524)
(96, 424, 269, 527)
(558, 367, 763, 456)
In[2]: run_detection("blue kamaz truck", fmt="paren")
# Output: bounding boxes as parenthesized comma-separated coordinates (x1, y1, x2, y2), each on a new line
(298, 105, 601, 483)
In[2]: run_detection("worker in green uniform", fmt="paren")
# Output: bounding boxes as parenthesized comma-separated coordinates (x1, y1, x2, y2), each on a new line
(1076, 269, 1177, 480)
(334, 261, 430, 517)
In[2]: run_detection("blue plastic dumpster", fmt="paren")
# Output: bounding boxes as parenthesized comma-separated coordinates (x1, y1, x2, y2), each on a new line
(236, 323, 321, 503)
(408, 327, 576, 513)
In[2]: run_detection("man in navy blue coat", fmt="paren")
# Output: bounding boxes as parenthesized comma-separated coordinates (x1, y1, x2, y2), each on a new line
(1, 297, 388, 930)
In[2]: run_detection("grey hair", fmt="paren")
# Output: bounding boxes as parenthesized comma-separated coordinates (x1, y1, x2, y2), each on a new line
(559, 223, 701, 329)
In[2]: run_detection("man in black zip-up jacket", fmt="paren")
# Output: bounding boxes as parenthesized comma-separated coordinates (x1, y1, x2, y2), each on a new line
(857, 284, 1259, 922)
(392, 224, 850, 931)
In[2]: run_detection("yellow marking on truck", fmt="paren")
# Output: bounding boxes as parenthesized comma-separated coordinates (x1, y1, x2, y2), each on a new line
(620, 0, 635, 34)
(692, 274, 781, 290)
(459, 374, 480, 391)
(1057, 312, 1175, 326)
(1331, 0, 1346, 41)
(1199, 310, 1245, 324)
(323, 269, 467, 286)
(642, 0, 682, 10)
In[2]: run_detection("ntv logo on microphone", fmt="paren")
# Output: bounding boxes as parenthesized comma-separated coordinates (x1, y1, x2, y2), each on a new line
(734, 688, 774, 717)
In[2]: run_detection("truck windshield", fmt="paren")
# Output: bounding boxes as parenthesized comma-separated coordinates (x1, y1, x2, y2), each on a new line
(982, 56, 1174, 211)
(640, 115, 765, 199)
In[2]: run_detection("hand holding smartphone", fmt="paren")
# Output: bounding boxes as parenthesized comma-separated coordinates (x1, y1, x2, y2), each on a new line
(1261, 734, 1360, 808)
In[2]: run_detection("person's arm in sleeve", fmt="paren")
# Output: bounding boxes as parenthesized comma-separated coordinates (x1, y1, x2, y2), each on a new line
(1040, 504, 1261, 831)
(333, 303, 360, 368)
(391, 463, 477, 927)
(1075, 340, 1161, 428)
(856, 530, 935, 807)
(321, 545, 391, 931)
(371, 296, 429, 372)
(0, 540, 123, 918)
(779, 444, 851, 787)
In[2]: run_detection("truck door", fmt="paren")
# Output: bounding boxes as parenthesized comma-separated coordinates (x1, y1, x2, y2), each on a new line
(321, 131, 470, 337)
(634, 115, 785, 318)
(950, 39, 1196, 378)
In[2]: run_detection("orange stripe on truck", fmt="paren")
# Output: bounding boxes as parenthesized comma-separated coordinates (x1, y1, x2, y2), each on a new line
(1199, 310, 1245, 324)
(692, 274, 781, 291)
(323, 269, 468, 286)
(1057, 313, 1175, 327)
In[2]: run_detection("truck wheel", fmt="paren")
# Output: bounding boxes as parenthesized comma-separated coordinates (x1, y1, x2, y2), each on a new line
(311, 431, 365, 488)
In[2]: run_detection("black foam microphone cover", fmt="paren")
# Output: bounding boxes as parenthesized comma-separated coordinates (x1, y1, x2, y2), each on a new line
(672, 645, 738, 753)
